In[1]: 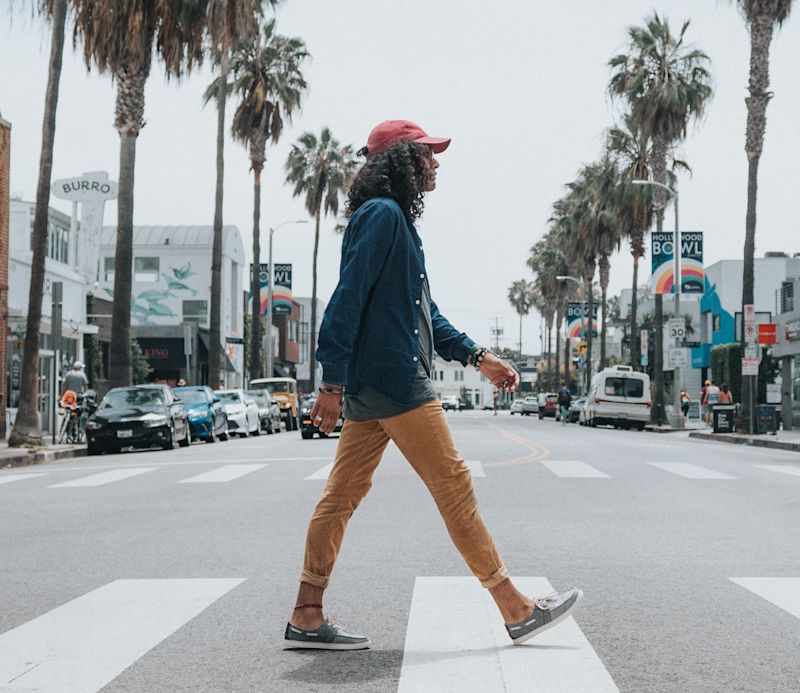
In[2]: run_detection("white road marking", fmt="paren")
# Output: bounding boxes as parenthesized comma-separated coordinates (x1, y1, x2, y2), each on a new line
(729, 577, 800, 619)
(0, 578, 244, 692)
(49, 467, 157, 488)
(465, 459, 485, 478)
(541, 460, 609, 478)
(755, 465, 800, 478)
(648, 462, 736, 479)
(0, 473, 47, 485)
(178, 464, 268, 483)
(305, 462, 334, 480)
(399, 576, 617, 693)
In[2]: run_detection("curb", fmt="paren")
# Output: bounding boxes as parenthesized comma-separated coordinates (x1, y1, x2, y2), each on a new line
(1, 446, 87, 469)
(688, 431, 800, 453)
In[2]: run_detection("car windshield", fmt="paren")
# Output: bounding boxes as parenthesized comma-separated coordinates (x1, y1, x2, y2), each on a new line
(246, 391, 269, 406)
(175, 389, 207, 405)
(604, 377, 644, 398)
(257, 381, 290, 394)
(102, 388, 165, 409)
(217, 392, 241, 404)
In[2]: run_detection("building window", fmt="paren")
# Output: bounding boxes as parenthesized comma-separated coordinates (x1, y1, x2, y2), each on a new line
(36, 219, 69, 264)
(134, 257, 159, 282)
(104, 257, 115, 282)
(454, 370, 464, 382)
(288, 319, 298, 342)
(781, 282, 794, 314)
(183, 300, 208, 326)
(439, 370, 444, 381)
(299, 321, 309, 363)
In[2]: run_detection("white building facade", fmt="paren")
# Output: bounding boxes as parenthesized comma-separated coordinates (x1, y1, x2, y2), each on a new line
(431, 356, 494, 408)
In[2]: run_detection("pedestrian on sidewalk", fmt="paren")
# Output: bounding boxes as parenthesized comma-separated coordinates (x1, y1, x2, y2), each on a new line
(718, 383, 733, 404)
(705, 380, 720, 425)
(285, 120, 582, 651)
(680, 389, 691, 418)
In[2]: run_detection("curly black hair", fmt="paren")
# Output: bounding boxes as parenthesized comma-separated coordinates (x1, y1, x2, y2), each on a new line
(345, 141, 431, 223)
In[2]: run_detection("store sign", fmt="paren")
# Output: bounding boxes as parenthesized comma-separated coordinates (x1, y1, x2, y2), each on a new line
(252, 263, 294, 316)
(566, 302, 598, 339)
(651, 231, 704, 295)
(144, 347, 170, 360)
(758, 323, 777, 345)
(51, 176, 118, 202)
(786, 320, 800, 341)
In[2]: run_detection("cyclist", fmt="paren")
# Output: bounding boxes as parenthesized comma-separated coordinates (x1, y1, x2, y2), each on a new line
(557, 381, 572, 426)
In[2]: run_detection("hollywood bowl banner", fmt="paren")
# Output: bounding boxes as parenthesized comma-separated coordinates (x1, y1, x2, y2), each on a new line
(566, 302, 599, 339)
(651, 231, 704, 295)
(252, 263, 293, 316)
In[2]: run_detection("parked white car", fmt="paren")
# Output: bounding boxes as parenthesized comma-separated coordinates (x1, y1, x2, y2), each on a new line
(214, 389, 260, 437)
(582, 366, 651, 430)
(440, 395, 462, 411)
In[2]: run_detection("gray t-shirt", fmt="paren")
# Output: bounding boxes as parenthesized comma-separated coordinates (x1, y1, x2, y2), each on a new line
(344, 279, 437, 420)
(63, 370, 88, 393)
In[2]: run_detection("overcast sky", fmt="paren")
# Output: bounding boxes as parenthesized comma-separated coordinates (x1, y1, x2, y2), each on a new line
(2, 1, 799, 354)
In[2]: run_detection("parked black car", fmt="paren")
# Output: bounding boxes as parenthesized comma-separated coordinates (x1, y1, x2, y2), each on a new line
(85, 384, 190, 455)
(174, 385, 228, 442)
(299, 396, 344, 439)
(245, 389, 283, 434)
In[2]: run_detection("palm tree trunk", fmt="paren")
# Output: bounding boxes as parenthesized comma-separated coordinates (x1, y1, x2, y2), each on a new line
(740, 12, 774, 433)
(564, 336, 571, 391)
(599, 254, 610, 369)
(309, 208, 321, 390)
(249, 166, 262, 380)
(208, 48, 228, 389)
(8, 0, 67, 447)
(546, 320, 552, 388)
(630, 252, 640, 368)
(555, 326, 561, 387)
(518, 313, 523, 362)
(651, 135, 667, 424)
(585, 279, 594, 393)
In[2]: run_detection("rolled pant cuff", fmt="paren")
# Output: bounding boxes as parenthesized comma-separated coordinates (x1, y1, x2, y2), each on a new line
(480, 565, 509, 590)
(299, 570, 330, 589)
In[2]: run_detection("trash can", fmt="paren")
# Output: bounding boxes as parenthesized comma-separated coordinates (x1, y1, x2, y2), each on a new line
(755, 404, 777, 435)
(712, 404, 736, 434)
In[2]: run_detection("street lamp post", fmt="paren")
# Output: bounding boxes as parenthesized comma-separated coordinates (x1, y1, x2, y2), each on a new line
(265, 220, 308, 381)
(633, 179, 683, 428)
(557, 275, 587, 394)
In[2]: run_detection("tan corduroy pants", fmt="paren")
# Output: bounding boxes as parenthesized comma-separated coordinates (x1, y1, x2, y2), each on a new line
(300, 400, 508, 589)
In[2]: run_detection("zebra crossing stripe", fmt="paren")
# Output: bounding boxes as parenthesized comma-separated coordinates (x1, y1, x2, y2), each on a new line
(755, 465, 800, 478)
(178, 464, 268, 483)
(0, 473, 47, 485)
(398, 576, 618, 693)
(729, 577, 800, 619)
(305, 462, 334, 480)
(0, 578, 244, 692)
(49, 467, 157, 488)
(648, 462, 736, 480)
(541, 460, 609, 478)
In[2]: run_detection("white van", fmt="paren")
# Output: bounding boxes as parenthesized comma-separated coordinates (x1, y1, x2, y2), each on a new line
(583, 365, 651, 430)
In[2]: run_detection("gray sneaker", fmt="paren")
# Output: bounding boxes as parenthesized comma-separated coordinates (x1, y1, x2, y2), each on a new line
(283, 619, 371, 650)
(505, 587, 583, 645)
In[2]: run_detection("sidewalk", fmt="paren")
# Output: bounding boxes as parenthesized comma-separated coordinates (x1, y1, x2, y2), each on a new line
(646, 420, 707, 433)
(688, 428, 800, 453)
(0, 442, 86, 468)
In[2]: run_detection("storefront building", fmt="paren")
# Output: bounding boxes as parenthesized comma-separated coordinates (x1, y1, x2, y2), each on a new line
(774, 277, 800, 429)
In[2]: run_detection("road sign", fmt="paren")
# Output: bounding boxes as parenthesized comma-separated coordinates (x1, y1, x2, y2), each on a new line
(682, 341, 701, 348)
(577, 340, 587, 355)
(744, 303, 756, 345)
(640, 353, 649, 366)
(578, 356, 587, 367)
(744, 304, 755, 321)
(667, 319, 685, 340)
(744, 343, 757, 359)
(742, 356, 759, 376)
(766, 383, 781, 404)
(668, 347, 689, 368)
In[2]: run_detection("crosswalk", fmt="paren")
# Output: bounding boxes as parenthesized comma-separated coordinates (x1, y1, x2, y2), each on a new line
(2, 459, 800, 489)
(1, 575, 798, 692)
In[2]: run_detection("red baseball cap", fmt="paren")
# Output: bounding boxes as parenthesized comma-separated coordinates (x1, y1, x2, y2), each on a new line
(363, 120, 451, 157)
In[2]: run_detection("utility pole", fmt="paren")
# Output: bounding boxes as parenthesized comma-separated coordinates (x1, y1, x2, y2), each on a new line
(489, 317, 504, 351)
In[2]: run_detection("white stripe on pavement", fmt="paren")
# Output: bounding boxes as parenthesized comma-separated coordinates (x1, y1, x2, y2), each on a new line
(729, 577, 800, 619)
(0, 578, 244, 692)
(398, 576, 617, 693)
(755, 465, 800, 478)
(178, 464, 268, 483)
(305, 462, 334, 480)
(0, 473, 47, 485)
(49, 467, 157, 488)
(648, 462, 736, 479)
(465, 460, 485, 478)
(541, 460, 609, 478)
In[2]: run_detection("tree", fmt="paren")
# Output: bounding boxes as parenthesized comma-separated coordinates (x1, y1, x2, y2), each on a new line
(205, 0, 268, 389)
(285, 128, 358, 390)
(131, 338, 153, 384)
(70, 1, 210, 389)
(9, 0, 68, 447)
(207, 18, 308, 381)
(735, 0, 794, 427)
(507, 279, 535, 361)
(609, 12, 713, 422)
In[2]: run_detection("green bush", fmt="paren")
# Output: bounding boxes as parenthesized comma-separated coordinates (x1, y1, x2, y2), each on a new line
(710, 343, 742, 403)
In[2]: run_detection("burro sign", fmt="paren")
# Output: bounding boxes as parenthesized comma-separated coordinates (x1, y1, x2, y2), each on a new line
(51, 176, 118, 202)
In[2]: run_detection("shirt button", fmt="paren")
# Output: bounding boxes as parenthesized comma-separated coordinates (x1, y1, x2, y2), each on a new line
(420, 273, 425, 279)
(414, 329, 419, 334)
(415, 299, 420, 305)
(413, 356, 418, 362)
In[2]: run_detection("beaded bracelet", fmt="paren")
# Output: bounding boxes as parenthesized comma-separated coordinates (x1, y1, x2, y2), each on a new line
(469, 347, 489, 371)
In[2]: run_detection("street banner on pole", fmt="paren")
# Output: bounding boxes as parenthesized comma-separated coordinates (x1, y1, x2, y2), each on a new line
(651, 231, 704, 294)
(640, 329, 649, 366)
(566, 302, 598, 339)
(251, 263, 293, 316)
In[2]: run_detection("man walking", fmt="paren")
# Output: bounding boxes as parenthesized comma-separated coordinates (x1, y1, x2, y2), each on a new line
(557, 381, 572, 426)
(284, 120, 581, 651)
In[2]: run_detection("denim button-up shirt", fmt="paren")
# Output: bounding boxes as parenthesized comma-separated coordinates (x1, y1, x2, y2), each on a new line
(317, 197, 476, 405)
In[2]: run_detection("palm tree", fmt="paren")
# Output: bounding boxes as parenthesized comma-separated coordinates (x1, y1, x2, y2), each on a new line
(285, 129, 358, 390)
(204, 0, 267, 389)
(735, 0, 794, 428)
(207, 19, 308, 381)
(507, 279, 535, 361)
(70, 1, 209, 388)
(8, 0, 68, 448)
(609, 12, 713, 421)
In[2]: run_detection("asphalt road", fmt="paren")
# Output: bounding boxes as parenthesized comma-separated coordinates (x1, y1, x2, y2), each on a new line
(1, 412, 799, 692)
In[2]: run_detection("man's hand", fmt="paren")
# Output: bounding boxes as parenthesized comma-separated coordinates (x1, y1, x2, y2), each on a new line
(478, 353, 520, 392)
(310, 391, 343, 434)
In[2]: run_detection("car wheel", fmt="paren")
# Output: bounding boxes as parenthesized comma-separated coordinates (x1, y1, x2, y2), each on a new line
(162, 424, 176, 450)
(205, 430, 217, 443)
(178, 424, 190, 447)
(301, 431, 313, 440)
(87, 441, 103, 456)
(219, 428, 228, 441)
